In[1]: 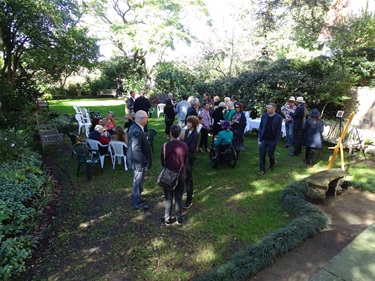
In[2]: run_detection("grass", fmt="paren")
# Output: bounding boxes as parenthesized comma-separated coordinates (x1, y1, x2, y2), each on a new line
(30, 98, 375, 280)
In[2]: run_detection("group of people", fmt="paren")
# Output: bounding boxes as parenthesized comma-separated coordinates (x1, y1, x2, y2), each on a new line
(88, 111, 128, 155)
(122, 91, 249, 225)
(88, 90, 324, 226)
(258, 96, 324, 176)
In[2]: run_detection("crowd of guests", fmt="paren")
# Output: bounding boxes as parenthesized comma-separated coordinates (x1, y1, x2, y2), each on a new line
(84, 90, 323, 225)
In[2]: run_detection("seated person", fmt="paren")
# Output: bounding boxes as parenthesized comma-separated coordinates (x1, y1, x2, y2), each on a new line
(111, 126, 128, 145)
(213, 120, 233, 151)
(89, 117, 100, 133)
(124, 113, 135, 129)
(88, 125, 110, 155)
(102, 111, 116, 135)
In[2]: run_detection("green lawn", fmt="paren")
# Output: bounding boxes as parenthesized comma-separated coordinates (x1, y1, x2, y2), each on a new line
(31, 98, 374, 280)
(50, 98, 133, 120)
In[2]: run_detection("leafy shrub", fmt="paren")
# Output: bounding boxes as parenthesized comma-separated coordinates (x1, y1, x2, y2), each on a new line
(0, 129, 34, 162)
(196, 57, 357, 118)
(153, 61, 198, 99)
(37, 111, 75, 134)
(0, 140, 52, 280)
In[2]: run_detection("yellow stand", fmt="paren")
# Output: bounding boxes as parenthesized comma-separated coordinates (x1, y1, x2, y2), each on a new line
(327, 113, 355, 171)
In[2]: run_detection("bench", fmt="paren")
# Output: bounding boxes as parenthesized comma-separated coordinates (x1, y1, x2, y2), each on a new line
(38, 124, 64, 151)
(36, 100, 50, 111)
(306, 169, 350, 203)
(97, 89, 117, 98)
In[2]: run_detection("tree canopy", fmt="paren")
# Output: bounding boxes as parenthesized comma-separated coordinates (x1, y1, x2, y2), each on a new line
(0, 0, 100, 111)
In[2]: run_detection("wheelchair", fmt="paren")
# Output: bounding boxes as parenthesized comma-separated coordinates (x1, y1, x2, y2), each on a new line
(209, 143, 237, 169)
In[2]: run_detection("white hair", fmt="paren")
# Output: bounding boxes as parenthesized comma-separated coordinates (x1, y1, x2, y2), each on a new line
(227, 101, 234, 110)
(94, 125, 104, 132)
(191, 98, 199, 105)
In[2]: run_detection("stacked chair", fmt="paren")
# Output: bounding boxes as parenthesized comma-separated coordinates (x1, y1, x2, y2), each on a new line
(72, 104, 92, 137)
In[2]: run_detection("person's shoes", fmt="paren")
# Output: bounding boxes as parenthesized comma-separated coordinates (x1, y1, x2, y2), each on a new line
(288, 147, 293, 151)
(268, 164, 275, 170)
(182, 193, 194, 198)
(306, 164, 314, 168)
(289, 152, 298, 156)
(199, 148, 204, 153)
(175, 218, 182, 225)
(161, 217, 172, 225)
(134, 205, 149, 211)
(284, 145, 289, 148)
(258, 170, 265, 176)
(183, 201, 193, 209)
(206, 148, 210, 153)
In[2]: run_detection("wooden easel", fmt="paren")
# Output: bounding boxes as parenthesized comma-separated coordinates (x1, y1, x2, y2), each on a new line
(327, 112, 354, 171)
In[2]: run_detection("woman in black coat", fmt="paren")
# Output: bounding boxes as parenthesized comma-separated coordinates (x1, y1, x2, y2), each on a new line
(301, 108, 324, 167)
(164, 99, 176, 139)
(231, 102, 247, 158)
(211, 102, 225, 141)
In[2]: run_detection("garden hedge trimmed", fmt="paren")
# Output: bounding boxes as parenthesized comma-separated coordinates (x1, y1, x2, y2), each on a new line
(197, 180, 331, 281)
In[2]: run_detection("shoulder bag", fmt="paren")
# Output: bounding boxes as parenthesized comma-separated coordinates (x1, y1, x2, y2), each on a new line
(157, 143, 183, 190)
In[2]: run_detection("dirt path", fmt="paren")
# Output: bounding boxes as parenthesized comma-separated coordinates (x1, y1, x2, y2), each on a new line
(249, 188, 375, 281)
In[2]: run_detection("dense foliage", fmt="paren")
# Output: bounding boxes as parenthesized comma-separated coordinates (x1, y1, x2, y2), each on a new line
(166, 56, 358, 119)
(76, 55, 148, 96)
(0, 129, 53, 280)
(153, 61, 198, 99)
(0, 0, 99, 112)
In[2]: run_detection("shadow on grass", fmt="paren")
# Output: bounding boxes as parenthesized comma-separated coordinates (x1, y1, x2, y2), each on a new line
(28, 107, 374, 281)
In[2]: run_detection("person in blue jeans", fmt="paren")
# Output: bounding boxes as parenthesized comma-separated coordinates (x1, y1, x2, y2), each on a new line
(257, 102, 283, 176)
(281, 96, 296, 150)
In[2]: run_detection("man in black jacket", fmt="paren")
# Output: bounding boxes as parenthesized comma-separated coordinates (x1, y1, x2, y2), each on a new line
(134, 91, 152, 132)
(257, 102, 283, 175)
(134, 91, 151, 114)
(185, 98, 200, 123)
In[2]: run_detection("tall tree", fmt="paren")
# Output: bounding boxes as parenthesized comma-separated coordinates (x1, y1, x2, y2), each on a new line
(0, 0, 100, 90)
(85, 0, 208, 77)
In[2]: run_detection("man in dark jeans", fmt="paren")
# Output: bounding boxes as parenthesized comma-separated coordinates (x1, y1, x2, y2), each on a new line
(290, 96, 307, 156)
(257, 102, 282, 176)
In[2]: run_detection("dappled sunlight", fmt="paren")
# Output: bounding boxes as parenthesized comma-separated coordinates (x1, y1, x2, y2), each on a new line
(229, 190, 258, 201)
(194, 245, 217, 263)
(36, 103, 375, 280)
(79, 212, 112, 229)
(82, 246, 101, 255)
(150, 237, 166, 249)
(51, 99, 124, 107)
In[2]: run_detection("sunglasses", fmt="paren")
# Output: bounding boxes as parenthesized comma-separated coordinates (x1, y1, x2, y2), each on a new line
(235, 106, 240, 108)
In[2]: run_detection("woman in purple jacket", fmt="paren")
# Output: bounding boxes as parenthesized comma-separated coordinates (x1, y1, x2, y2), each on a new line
(160, 125, 188, 225)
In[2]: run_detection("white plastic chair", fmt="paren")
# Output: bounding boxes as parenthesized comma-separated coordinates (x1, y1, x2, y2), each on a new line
(75, 114, 91, 137)
(73, 104, 81, 114)
(86, 139, 109, 169)
(80, 107, 91, 123)
(157, 103, 166, 118)
(109, 141, 128, 170)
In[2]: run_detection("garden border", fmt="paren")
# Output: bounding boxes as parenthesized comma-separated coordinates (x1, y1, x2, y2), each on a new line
(197, 180, 331, 281)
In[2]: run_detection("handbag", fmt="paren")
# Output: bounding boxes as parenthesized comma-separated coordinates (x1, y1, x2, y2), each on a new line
(157, 143, 183, 190)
